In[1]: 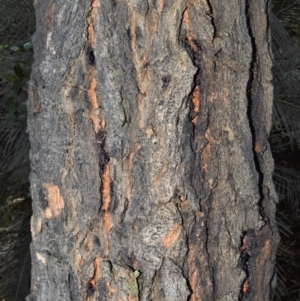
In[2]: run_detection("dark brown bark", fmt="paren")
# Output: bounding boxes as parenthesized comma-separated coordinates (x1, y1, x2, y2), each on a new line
(27, 0, 279, 300)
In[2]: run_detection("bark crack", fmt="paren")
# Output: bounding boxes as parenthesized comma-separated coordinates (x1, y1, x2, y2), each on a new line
(239, 230, 256, 301)
(205, 0, 216, 39)
(86, 257, 101, 300)
(265, 0, 273, 60)
(245, 0, 266, 223)
(239, 1, 270, 299)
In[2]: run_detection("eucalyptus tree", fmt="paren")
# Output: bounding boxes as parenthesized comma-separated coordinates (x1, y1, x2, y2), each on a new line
(27, 0, 279, 300)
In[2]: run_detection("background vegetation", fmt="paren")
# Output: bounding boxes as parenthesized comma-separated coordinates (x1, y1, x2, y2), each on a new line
(1, 0, 300, 300)
(0, 0, 34, 300)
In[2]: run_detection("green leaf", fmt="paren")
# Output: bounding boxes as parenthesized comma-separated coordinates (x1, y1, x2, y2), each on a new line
(14, 64, 24, 79)
(13, 79, 22, 92)
(0, 44, 8, 50)
(6, 98, 15, 113)
(23, 42, 32, 51)
(19, 102, 27, 114)
(18, 115, 27, 126)
(10, 46, 20, 52)
(133, 270, 140, 278)
(22, 66, 32, 78)
(5, 113, 16, 124)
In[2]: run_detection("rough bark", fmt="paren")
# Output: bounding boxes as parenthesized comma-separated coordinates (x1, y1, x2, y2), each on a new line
(27, 0, 279, 300)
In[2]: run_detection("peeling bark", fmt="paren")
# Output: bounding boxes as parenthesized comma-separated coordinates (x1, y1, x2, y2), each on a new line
(27, 0, 279, 300)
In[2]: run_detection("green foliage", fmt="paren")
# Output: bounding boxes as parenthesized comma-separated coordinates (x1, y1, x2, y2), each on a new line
(0, 0, 35, 45)
(0, 198, 31, 301)
(0, 54, 31, 205)
(0, 0, 34, 205)
(271, 2, 300, 218)
(0, 0, 35, 300)
(271, 1, 300, 300)
(273, 0, 300, 43)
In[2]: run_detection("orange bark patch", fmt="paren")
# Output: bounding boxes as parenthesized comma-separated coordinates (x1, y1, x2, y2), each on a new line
(87, 0, 99, 48)
(43, 184, 64, 218)
(87, 258, 101, 300)
(162, 223, 181, 249)
(105, 280, 118, 297)
(101, 118, 106, 128)
(90, 257, 101, 287)
(88, 77, 98, 110)
(86, 0, 101, 133)
(186, 35, 199, 54)
(183, 6, 203, 70)
(84, 233, 94, 252)
(189, 270, 198, 301)
(202, 143, 211, 174)
(260, 239, 272, 259)
(179, 195, 188, 206)
(157, 0, 164, 14)
(191, 85, 200, 124)
(92, 0, 100, 8)
(138, 97, 146, 129)
(192, 85, 200, 113)
(88, 23, 95, 48)
(240, 235, 248, 251)
(151, 11, 159, 35)
(127, 295, 138, 301)
(242, 278, 250, 294)
(101, 165, 111, 210)
(157, 161, 167, 179)
(101, 164, 112, 232)
(183, 8, 189, 23)
(103, 211, 111, 233)
(254, 140, 267, 155)
(187, 244, 205, 301)
(88, 77, 100, 132)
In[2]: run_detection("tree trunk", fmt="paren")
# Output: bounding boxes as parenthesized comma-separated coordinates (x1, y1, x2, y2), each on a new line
(27, 0, 279, 300)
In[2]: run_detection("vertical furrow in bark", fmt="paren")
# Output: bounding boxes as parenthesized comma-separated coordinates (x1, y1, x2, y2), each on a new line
(178, 2, 215, 299)
(242, 0, 279, 300)
(28, 0, 278, 300)
(28, 0, 108, 299)
(91, 1, 197, 300)
(180, 0, 278, 300)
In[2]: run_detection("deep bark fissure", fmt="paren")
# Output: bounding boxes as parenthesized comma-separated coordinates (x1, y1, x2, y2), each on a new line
(240, 2, 278, 300)
(265, 0, 273, 60)
(87, 46, 96, 66)
(245, 0, 266, 222)
(240, 2, 264, 299)
(180, 26, 215, 301)
(205, 0, 216, 39)
(68, 273, 75, 301)
(239, 230, 253, 301)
